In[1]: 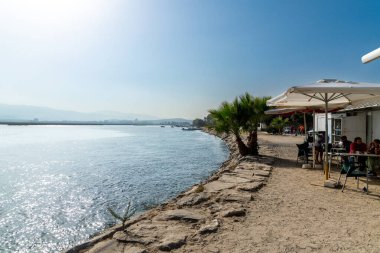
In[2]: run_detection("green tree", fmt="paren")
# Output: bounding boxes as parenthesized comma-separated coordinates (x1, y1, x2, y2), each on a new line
(192, 118, 206, 128)
(240, 94, 270, 155)
(209, 100, 250, 156)
(209, 93, 270, 156)
(269, 116, 290, 134)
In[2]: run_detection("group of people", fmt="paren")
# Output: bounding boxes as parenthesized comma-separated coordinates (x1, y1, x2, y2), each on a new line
(340, 136, 380, 175)
(307, 134, 380, 175)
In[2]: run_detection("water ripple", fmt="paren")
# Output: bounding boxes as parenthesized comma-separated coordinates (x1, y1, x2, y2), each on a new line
(0, 125, 228, 252)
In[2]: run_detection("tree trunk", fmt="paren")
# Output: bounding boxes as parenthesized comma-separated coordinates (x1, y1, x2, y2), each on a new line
(235, 135, 249, 156)
(247, 131, 259, 156)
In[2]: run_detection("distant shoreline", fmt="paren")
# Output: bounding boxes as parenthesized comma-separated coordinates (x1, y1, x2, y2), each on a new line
(0, 122, 190, 126)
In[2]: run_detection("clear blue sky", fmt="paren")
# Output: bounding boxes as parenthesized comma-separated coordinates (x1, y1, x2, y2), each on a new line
(1, 0, 379, 119)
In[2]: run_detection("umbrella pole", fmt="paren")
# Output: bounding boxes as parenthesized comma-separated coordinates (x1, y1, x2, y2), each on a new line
(324, 96, 329, 180)
(313, 110, 315, 168)
(303, 112, 307, 136)
(303, 112, 307, 135)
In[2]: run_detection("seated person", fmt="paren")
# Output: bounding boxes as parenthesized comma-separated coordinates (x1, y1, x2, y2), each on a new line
(338, 136, 352, 163)
(340, 136, 352, 153)
(367, 139, 380, 175)
(350, 137, 367, 170)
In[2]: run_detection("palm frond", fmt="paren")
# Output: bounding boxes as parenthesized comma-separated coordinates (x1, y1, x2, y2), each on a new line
(107, 207, 124, 221)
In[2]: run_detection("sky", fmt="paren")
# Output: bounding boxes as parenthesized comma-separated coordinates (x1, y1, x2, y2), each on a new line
(0, 0, 380, 119)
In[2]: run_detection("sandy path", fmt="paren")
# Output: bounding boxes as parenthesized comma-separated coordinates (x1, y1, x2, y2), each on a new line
(181, 133, 380, 253)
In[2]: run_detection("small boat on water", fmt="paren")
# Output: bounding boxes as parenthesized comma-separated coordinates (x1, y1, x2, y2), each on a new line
(182, 127, 201, 131)
(161, 125, 165, 128)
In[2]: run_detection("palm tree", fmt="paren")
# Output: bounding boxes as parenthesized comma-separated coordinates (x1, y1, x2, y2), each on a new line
(239, 93, 270, 155)
(209, 93, 270, 156)
(209, 100, 250, 156)
(269, 116, 290, 134)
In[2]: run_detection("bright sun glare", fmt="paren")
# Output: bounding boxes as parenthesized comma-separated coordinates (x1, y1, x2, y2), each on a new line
(1, 0, 103, 34)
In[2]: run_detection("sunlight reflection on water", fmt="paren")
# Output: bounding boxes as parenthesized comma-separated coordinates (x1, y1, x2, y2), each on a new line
(0, 125, 228, 252)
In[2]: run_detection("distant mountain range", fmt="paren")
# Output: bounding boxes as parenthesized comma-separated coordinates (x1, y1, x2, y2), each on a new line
(0, 104, 192, 124)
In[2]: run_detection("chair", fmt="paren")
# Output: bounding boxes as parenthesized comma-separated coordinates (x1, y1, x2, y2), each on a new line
(296, 143, 312, 164)
(338, 158, 368, 192)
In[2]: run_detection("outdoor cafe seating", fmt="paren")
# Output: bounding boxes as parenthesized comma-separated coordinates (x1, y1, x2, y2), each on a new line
(296, 141, 312, 164)
(337, 157, 368, 192)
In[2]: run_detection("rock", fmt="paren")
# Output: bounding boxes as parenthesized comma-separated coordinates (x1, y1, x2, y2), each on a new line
(158, 235, 187, 251)
(253, 164, 273, 171)
(252, 176, 267, 182)
(216, 191, 253, 203)
(221, 208, 246, 217)
(177, 193, 209, 207)
(203, 181, 236, 193)
(85, 240, 123, 253)
(252, 170, 270, 177)
(124, 246, 147, 253)
(238, 156, 260, 163)
(198, 219, 220, 234)
(113, 231, 154, 245)
(218, 174, 253, 184)
(235, 162, 256, 170)
(237, 182, 264, 192)
(155, 209, 206, 223)
(234, 169, 254, 178)
(209, 203, 223, 214)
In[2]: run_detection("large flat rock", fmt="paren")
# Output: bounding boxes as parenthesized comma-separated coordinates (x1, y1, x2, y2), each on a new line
(203, 181, 236, 193)
(220, 208, 246, 218)
(198, 219, 220, 235)
(252, 170, 270, 177)
(218, 174, 254, 184)
(237, 182, 264, 192)
(177, 193, 209, 207)
(158, 234, 187, 251)
(235, 162, 256, 170)
(154, 209, 206, 223)
(253, 164, 273, 171)
(85, 240, 123, 253)
(234, 169, 255, 178)
(252, 176, 267, 182)
(216, 190, 253, 203)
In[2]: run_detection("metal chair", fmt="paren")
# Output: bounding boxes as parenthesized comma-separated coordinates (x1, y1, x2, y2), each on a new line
(296, 143, 312, 164)
(339, 158, 368, 192)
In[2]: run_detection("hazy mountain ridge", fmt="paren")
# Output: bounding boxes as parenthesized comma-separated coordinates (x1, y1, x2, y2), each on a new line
(0, 104, 191, 123)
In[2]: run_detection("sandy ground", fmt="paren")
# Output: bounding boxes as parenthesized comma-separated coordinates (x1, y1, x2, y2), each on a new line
(181, 133, 380, 253)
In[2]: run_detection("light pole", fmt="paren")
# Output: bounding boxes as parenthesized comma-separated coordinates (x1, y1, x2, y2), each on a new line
(362, 48, 380, 64)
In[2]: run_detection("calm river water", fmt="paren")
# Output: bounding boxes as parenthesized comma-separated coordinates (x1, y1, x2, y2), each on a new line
(0, 125, 229, 253)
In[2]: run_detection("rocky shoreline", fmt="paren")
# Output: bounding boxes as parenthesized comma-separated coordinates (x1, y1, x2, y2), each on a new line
(63, 130, 276, 253)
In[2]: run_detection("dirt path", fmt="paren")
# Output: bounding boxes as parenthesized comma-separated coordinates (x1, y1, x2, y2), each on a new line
(181, 133, 380, 253)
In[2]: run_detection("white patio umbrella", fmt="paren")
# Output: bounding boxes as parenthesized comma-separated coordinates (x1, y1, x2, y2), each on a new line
(362, 48, 380, 64)
(267, 79, 380, 180)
